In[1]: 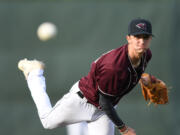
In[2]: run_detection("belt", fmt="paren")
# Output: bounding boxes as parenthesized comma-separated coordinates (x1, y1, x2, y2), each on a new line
(77, 91, 91, 104)
(77, 91, 85, 98)
(77, 91, 101, 109)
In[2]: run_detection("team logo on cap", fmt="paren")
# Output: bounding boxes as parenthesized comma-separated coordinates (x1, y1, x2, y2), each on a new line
(136, 23, 146, 30)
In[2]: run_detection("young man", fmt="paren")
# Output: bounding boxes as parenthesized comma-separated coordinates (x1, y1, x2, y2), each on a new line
(18, 18, 153, 135)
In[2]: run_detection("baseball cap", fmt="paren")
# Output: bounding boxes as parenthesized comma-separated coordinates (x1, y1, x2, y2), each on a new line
(128, 18, 154, 36)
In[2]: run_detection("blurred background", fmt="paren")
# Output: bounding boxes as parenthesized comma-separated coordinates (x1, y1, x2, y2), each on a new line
(0, 0, 179, 135)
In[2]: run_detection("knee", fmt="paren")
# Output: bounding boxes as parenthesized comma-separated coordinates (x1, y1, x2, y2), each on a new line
(41, 119, 59, 129)
(40, 118, 65, 130)
(42, 123, 55, 130)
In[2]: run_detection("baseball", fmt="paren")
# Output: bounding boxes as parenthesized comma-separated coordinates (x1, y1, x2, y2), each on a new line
(37, 22, 57, 41)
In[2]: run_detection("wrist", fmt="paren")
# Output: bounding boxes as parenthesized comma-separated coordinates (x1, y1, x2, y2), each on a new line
(118, 125, 128, 134)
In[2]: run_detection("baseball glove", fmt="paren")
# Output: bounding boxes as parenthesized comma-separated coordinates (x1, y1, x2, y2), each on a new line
(139, 73, 169, 105)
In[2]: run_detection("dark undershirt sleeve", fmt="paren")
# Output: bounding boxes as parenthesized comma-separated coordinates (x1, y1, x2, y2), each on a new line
(99, 92, 125, 129)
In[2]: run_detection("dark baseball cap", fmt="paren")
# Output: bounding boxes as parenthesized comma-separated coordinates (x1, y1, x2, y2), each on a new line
(128, 18, 154, 36)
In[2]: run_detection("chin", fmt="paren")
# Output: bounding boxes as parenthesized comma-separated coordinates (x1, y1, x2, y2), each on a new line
(139, 48, 147, 53)
(136, 49, 145, 54)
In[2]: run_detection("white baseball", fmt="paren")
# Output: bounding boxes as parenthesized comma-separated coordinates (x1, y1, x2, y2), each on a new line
(37, 22, 57, 41)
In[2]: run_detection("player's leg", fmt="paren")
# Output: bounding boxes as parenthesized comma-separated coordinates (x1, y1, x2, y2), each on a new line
(18, 59, 96, 129)
(87, 114, 115, 135)
(81, 122, 88, 135)
(18, 59, 52, 118)
(39, 81, 95, 129)
(67, 122, 88, 135)
(28, 69, 53, 117)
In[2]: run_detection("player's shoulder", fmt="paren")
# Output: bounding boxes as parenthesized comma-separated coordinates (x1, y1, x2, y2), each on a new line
(105, 44, 127, 57)
(95, 44, 127, 65)
(113, 44, 127, 52)
(100, 44, 128, 67)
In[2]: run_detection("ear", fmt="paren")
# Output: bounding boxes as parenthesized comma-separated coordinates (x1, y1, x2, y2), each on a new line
(126, 35, 133, 44)
(126, 35, 130, 42)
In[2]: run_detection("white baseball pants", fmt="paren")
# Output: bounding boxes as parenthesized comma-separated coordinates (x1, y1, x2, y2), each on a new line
(27, 69, 115, 135)
(67, 122, 88, 135)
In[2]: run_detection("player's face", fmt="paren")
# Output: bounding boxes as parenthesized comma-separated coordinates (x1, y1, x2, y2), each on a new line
(127, 34, 152, 54)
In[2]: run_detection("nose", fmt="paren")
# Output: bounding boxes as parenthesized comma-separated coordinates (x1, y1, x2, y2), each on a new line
(138, 38, 145, 44)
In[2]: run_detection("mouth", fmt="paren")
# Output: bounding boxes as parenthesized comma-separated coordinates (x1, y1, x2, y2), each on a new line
(138, 46, 146, 50)
(136, 46, 146, 52)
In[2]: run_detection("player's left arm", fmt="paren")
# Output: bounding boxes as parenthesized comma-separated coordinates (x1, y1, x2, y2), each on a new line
(99, 93, 136, 134)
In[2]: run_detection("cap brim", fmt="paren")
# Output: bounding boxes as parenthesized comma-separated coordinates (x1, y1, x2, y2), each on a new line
(130, 32, 154, 37)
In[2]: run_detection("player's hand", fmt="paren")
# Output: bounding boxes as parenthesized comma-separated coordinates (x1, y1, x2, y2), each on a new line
(119, 127, 136, 135)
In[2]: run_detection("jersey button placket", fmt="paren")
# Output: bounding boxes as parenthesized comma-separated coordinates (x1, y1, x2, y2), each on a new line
(132, 74, 138, 85)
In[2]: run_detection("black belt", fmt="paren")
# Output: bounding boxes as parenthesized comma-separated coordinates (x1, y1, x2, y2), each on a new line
(77, 91, 100, 108)
(77, 91, 91, 104)
(77, 91, 84, 98)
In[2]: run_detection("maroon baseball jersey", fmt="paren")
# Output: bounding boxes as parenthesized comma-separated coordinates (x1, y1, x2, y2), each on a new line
(79, 44, 152, 107)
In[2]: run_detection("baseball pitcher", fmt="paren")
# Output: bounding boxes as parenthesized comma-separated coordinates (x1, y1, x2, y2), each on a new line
(18, 18, 157, 135)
